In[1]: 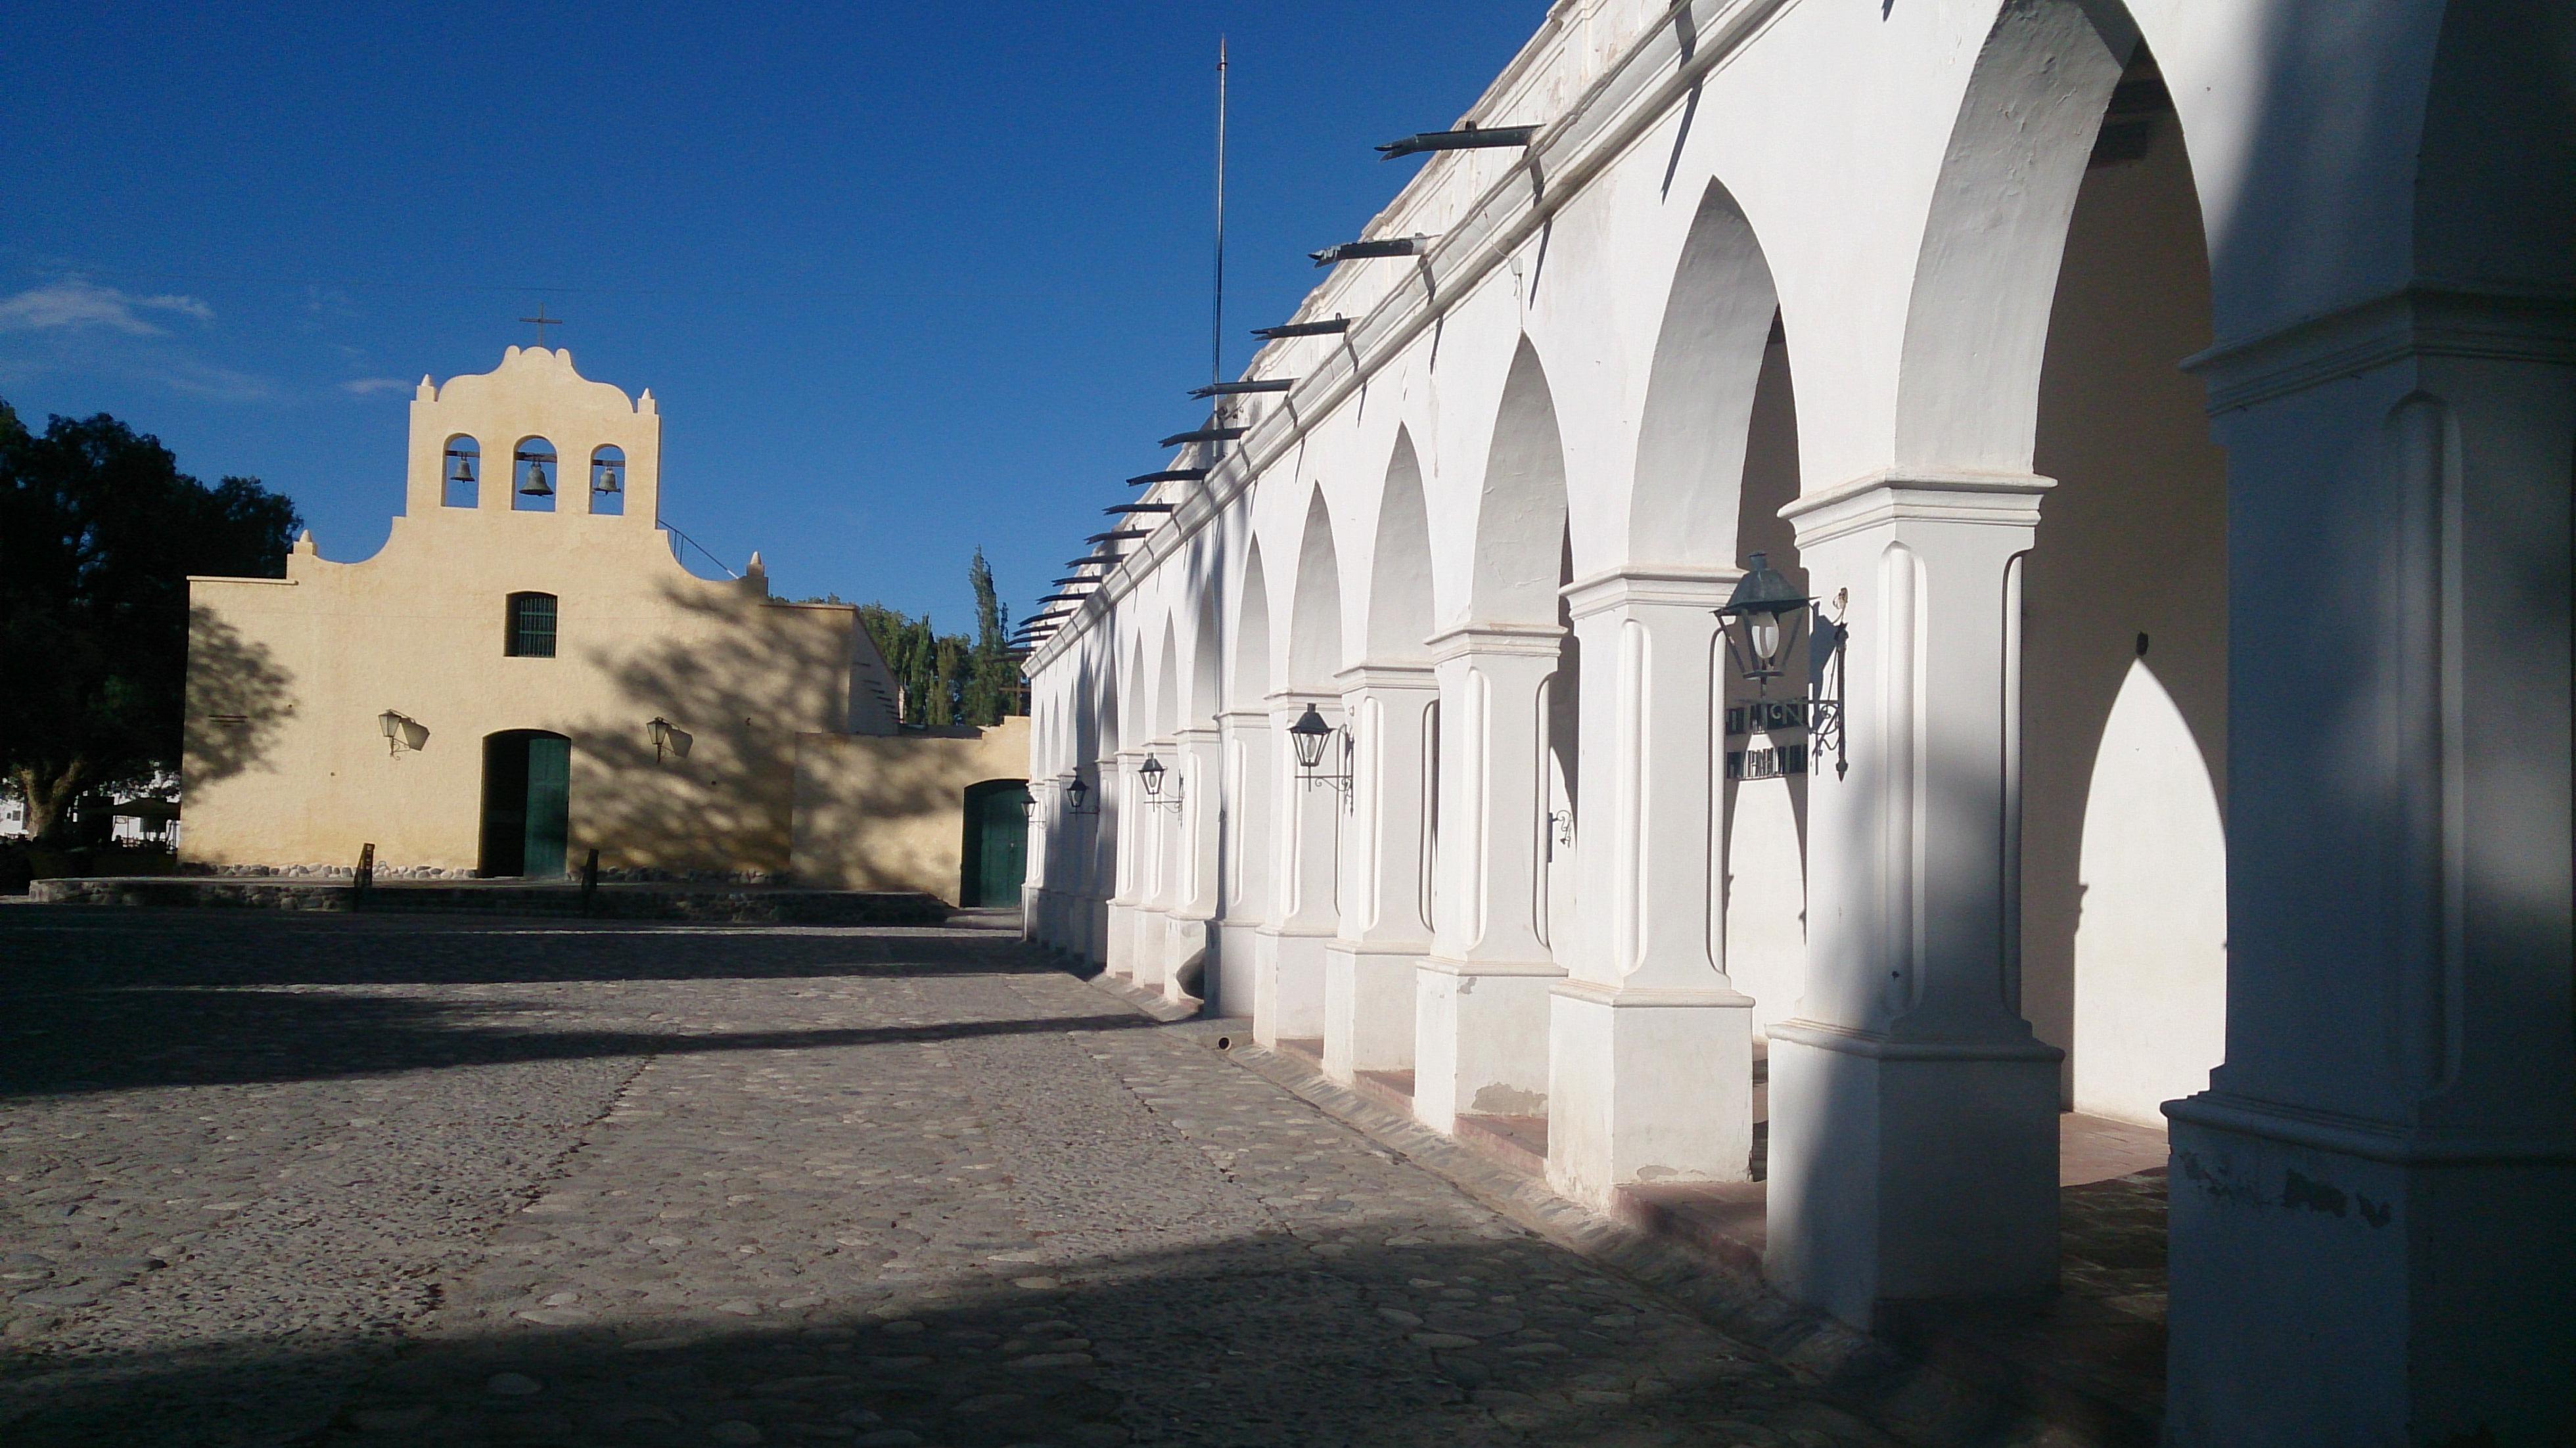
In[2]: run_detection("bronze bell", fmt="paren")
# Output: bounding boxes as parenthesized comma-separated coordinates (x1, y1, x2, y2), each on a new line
(520, 459, 552, 496)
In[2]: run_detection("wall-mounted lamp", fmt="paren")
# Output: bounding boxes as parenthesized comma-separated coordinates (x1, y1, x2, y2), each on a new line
(1059, 773, 1097, 817)
(377, 710, 429, 755)
(1287, 705, 1356, 807)
(1138, 754, 1185, 811)
(647, 715, 694, 763)
(1714, 553, 1848, 779)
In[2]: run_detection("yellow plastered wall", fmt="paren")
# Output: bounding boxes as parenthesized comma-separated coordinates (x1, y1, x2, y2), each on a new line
(791, 717, 1031, 901)
(181, 347, 862, 876)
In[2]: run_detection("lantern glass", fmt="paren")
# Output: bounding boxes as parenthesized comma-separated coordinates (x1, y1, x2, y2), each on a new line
(1067, 774, 1090, 811)
(1138, 754, 1166, 797)
(1748, 614, 1782, 667)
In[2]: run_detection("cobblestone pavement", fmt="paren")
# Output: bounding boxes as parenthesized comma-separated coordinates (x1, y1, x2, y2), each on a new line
(0, 908, 1898, 1448)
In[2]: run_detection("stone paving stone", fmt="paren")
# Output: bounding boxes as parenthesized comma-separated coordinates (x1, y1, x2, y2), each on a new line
(0, 908, 1903, 1447)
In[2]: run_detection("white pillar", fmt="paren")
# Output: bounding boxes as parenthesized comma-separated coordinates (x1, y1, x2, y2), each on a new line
(1092, 747, 1123, 963)
(1415, 626, 1566, 1132)
(1546, 570, 1757, 1210)
(1163, 725, 1223, 1005)
(1214, 708, 1272, 1018)
(1765, 475, 2064, 1327)
(1129, 739, 1178, 991)
(2162, 287, 2575, 1445)
(1323, 666, 1438, 1083)
(1103, 748, 1145, 980)
(1254, 692, 1339, 1047)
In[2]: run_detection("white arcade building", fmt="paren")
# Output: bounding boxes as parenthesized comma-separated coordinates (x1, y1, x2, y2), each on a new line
(1016, 2, 2571, 1443)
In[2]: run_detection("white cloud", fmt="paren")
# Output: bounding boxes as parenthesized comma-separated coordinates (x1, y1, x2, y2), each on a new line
(0, 278, 215, 336)
(340, 376, 412, 396)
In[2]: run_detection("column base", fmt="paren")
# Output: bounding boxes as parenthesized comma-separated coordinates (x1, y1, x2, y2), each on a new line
(1413, 956, 1563, 1133)
(1765, 1019, 2063, 1328)
(1130, 906, 1171, 989)
(1162, 913, 1215, 1005)
(1253, 926, 1329, 1046)
(1104, 899, 1141, 980)
(1080, 894, 1105, 969)
(2162, 1095, 2576, 1447)
(1546, 980, 1755, 1211)
(1214, 920, 1260, 1018)
(1323, 939, 1425, 1082)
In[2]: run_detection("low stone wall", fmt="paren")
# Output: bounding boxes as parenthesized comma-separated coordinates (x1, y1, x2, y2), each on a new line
(28, 876, 948, 925)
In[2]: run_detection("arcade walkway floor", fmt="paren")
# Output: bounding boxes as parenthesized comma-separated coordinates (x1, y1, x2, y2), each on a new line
(0, 907, 1900, 1448)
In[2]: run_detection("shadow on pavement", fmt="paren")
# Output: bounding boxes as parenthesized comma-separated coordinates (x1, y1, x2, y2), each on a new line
(0, 1237, 1886, 1448)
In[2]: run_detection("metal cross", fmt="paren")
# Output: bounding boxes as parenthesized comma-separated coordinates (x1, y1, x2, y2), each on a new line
(518, 305, 564, 346)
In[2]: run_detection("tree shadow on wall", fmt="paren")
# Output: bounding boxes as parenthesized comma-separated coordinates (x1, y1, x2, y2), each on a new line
(181, 606, 295, 788)
(577, 583, 867, 878)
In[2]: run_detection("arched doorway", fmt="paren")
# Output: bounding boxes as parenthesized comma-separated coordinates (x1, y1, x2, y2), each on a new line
(480, 731, 570, 878)
(959, 779, 1032, 907)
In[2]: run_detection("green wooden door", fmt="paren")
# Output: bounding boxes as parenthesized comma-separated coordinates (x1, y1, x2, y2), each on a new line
(961, 781, 1030, 906)
(522, 735, 571, 878)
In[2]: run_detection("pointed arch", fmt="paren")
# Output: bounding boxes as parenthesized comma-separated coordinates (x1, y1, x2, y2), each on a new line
(1630, 179, 1783, 566)
(1287, 489, 1345, 692)
(1153, 622, 1181, 741)
(1367, 428, 1437, 662)
(1468, 339, 1571, 628)
(1189, 577, 1223, 725)
(1231, 542, 1272, 709)
(1891, 0, 2136, 472)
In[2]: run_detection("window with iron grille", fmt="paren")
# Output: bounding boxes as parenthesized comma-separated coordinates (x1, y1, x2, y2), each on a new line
(506, 592, 558, 658)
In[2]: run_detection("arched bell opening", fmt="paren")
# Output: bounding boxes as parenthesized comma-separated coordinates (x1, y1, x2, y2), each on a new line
(587, 445, 626, 516)
(511, 437, 558, 513)
(442, 435, 482, 509)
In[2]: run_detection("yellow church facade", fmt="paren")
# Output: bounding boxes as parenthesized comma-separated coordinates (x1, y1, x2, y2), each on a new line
(180, 346, 1028, 899)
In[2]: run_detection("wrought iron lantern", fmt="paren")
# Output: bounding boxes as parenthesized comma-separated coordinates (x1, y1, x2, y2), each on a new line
(377, 710, 428, 755)
(647, 715, 693, 763)
(1061, 773, 1096, 817)
(1287, 704, 1355, 804)
(1717, 553, 1807, 685)
(1715, 553, 1849, 779)
(1138, 753, 1184, 811)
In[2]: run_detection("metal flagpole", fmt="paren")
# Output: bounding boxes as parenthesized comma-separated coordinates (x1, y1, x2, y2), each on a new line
(1212, 35, 1228, 392)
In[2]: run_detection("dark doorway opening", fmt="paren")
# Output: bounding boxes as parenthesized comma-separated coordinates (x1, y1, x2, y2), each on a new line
(959, 779, 1031, 907)
(480, 731, 571, 878)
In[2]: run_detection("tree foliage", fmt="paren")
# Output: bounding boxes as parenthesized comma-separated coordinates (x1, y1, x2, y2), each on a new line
(848, 549, 1023, 729)
(0, 401, 300, 840)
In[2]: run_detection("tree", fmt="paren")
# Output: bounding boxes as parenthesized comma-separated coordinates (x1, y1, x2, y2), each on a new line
(0, 403, 300, 840)
(850, 551, 1025, 729)
(958, 548, 1021, 727)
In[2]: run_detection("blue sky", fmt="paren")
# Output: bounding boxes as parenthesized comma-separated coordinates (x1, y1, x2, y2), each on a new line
(0, 1, 1548, 629)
